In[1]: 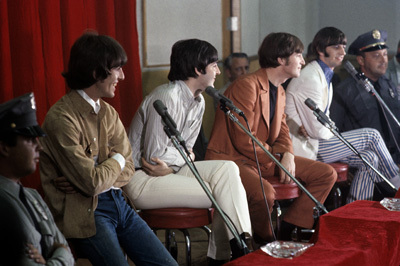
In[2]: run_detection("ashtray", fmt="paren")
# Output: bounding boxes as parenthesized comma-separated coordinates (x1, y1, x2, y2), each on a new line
(260, 240, 313, 259)
(380, 197, 400, 211)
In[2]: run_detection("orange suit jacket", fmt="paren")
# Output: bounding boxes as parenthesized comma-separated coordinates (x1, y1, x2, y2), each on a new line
(205, 68, 294, 170)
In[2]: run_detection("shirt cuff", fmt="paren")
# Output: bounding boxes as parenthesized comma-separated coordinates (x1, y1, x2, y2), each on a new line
(111, 153, 126, 170)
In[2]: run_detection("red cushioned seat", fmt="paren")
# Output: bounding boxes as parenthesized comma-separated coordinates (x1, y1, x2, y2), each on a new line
(269, 176, 301, 200)
(140, 208, 213, 229)
(140, 208, 213, 266)
(329, 162, 349, 182)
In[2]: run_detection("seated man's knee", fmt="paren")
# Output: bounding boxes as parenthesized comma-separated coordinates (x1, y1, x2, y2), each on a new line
(364, 127, 382, 142)
(250, 180, 275, 203)
(220, 160, 240, 176)
(324, 163, 338, 184)
(364, 151, 379, 167)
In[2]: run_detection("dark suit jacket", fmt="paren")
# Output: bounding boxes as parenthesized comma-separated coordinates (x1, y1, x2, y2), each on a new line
(386, 58, 399, 88)
(330, 75, 400, 163)
(205, 68, 293, 169)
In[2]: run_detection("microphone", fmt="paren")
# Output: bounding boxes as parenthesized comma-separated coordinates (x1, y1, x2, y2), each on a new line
(343, 60, 374, 93)
(153, 100, 177, 130)
(153, 100, 185, 145)
(304, 98, 337, 130)
(153, 100, 176, 130)
(205, 86, 244, 116)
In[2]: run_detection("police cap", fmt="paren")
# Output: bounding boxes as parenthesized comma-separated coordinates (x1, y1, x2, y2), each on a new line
(348, 29, 388, 55)
(0, 93, 45, 137)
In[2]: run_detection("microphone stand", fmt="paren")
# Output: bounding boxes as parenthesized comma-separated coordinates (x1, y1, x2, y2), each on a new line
(344, 60, 400, 128)
(311, 111, 396, 191)
(161, 125, 249, 254)
(220, 105, 328, 218)
(362, 78, 400, 128)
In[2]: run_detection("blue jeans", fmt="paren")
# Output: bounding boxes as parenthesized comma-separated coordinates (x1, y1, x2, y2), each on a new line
(71, 189, 177, 266)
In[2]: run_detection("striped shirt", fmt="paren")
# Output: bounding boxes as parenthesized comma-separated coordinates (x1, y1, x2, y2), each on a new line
(128, 80, 204, 171)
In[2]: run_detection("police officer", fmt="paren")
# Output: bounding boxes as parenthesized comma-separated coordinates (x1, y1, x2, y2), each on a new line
(386, 39, 400, 90)
(0, 93, 74, 265)
(330, 29, 400, 163)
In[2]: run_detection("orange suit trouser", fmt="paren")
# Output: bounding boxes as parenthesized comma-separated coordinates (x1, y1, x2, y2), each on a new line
(236, 156, 337, 241)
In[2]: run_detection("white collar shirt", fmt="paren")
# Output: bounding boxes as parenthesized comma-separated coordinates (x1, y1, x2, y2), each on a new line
(128, 80, 204, 171)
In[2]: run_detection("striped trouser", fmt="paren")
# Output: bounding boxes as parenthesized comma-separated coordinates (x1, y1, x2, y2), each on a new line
(316, 128, 399, 203)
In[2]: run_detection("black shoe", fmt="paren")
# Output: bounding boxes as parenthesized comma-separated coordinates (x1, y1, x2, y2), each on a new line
(373, 181, 397, 201)
(251, 233, 271, 250)
(252, 233, 267, 244)
(279, 221, 296, 241)
(230, 233, 251, 260)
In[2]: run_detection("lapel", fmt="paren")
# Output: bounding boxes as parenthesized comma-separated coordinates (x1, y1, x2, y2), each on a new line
(269, 84, 285, 142)
(255, 68, 284, 142)
(311, 61, 331, 111)
(256, 68, 271, 130)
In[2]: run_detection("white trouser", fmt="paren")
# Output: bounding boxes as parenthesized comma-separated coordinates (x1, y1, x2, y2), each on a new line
(124, 160, 252, 260)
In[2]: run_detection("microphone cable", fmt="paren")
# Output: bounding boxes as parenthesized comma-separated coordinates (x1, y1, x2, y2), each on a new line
(372, 96, 400, 196)
(241, 113, 277, 241)
(376, 93, 400, 157)
(337, 129, 388, 199)
(181, 129, 243, 246)
(344, 61, 400, 155)
(305, 98, 392, 199)
(154, 99, 243, 241)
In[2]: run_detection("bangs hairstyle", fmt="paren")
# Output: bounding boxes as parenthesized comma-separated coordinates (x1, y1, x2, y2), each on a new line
(168, 39, 218, 81)
(62, 32, 127, 90)
(258, 32, 304, 68)
(312, 27, 347, 58)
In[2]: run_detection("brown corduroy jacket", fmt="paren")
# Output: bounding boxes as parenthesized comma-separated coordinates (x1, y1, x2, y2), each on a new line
(40, 90, 135, 238)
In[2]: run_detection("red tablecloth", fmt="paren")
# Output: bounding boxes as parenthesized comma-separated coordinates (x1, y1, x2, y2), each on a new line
(226, 200, 400, 266)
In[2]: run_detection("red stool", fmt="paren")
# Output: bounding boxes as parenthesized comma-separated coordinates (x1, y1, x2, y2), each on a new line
(269, 176, 301, 240)
(140, 208, 213, 266)
(328, 162, 349, 209)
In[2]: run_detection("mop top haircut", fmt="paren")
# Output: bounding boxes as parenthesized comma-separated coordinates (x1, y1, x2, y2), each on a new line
(311, 27, 347, 59)
(168, 39, 218, 81)
(63, 32, 127, 90)
(258, 32, 304, 68)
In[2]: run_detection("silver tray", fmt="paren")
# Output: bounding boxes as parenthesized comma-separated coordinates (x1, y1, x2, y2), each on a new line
(261, 240, 314, 259)
(380, 197, 400, 211)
